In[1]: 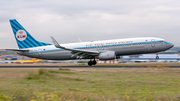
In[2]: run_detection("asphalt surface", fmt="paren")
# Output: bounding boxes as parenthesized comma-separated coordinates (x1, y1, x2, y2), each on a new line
(0, 65, 179, 68)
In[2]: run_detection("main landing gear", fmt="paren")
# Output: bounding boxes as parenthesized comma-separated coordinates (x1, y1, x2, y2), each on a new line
(88, 58, 97, 66)
(156, 53, 159, 59)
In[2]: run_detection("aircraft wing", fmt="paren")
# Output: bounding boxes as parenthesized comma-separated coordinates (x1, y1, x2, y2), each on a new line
(6, 49, 29, 52)
(50, 36, 99, 58)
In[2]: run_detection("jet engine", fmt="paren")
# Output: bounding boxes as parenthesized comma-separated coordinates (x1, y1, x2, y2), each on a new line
(99, 51, 116, 60)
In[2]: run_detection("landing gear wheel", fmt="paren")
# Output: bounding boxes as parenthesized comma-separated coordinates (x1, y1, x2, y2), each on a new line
(156, 56, 159, 59)
(88, 61, 92, 66)
(92, 60, 97, 65)
(156, 53, 159, 59)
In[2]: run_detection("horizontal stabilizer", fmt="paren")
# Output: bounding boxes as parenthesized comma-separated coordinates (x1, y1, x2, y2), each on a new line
(6, 49, 29, 52)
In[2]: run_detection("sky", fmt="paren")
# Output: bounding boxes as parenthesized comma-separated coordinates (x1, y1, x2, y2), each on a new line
(0, 0, 180, 48)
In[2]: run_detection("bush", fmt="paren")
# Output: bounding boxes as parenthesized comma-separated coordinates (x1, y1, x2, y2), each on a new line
(25, 69, 52, 80)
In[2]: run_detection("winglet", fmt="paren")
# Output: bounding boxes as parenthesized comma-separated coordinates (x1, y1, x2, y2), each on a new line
(78, 36, 82, 42)
(50, 36, 65, 49)
(32, 58, 36, 62)
(50, 36, 99, 55)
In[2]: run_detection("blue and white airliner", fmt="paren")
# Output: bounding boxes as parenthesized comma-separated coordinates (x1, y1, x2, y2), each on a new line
(7, 19, 174, 66)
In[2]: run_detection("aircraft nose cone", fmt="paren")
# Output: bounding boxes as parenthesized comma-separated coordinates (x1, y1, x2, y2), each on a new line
(170, 43, 174, 48)
(167, 43, 174, 49)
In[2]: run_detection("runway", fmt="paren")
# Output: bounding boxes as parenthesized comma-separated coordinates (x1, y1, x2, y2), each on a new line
(0, 65, 179, 68)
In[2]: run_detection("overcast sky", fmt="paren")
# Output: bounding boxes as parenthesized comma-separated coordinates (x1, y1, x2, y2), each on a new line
(0, 0, 180, 48)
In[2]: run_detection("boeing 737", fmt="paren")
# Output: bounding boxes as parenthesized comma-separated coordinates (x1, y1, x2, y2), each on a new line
(7, 19, 174, 66)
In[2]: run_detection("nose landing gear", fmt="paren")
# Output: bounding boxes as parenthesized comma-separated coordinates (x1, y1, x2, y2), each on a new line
(156, 53, 159, 59)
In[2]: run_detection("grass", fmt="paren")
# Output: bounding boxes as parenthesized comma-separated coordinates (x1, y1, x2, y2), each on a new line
(0, 68, 180, 100)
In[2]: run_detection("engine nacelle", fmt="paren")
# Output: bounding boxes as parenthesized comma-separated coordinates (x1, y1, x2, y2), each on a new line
(99, 51, 116, 60)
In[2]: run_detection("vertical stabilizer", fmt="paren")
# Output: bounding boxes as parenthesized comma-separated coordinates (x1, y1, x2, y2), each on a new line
(9, 19, 51, 49)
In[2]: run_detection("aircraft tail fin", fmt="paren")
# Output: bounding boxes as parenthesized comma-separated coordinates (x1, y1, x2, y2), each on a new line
(35, 59, 42, 62)
(9, 19, 51, 49)
(32, 58, 36, 62)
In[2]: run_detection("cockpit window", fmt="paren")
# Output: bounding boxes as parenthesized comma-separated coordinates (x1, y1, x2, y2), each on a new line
(160, 41, 164, 42)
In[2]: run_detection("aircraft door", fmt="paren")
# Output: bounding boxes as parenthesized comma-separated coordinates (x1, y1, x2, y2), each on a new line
(97, 46, 99, 51)
(161, 41, 164, 46)
(151, 39, 155, 47)
(97, 45, 104, 52)
(101, 45, 104, 50)
(38, 49, 42, 57)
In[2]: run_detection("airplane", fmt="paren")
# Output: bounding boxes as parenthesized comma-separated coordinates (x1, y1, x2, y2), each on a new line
(13, 58, 41, 64)
(7, 19, 174, 66)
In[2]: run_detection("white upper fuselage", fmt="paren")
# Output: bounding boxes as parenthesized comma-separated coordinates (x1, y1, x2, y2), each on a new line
(25, 37, 165, 51)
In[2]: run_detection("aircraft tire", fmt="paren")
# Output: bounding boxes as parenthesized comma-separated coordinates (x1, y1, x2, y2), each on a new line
(156, 56, 159, 59)
(92, 60, 97, 65)
(88, 61, 92, 66)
